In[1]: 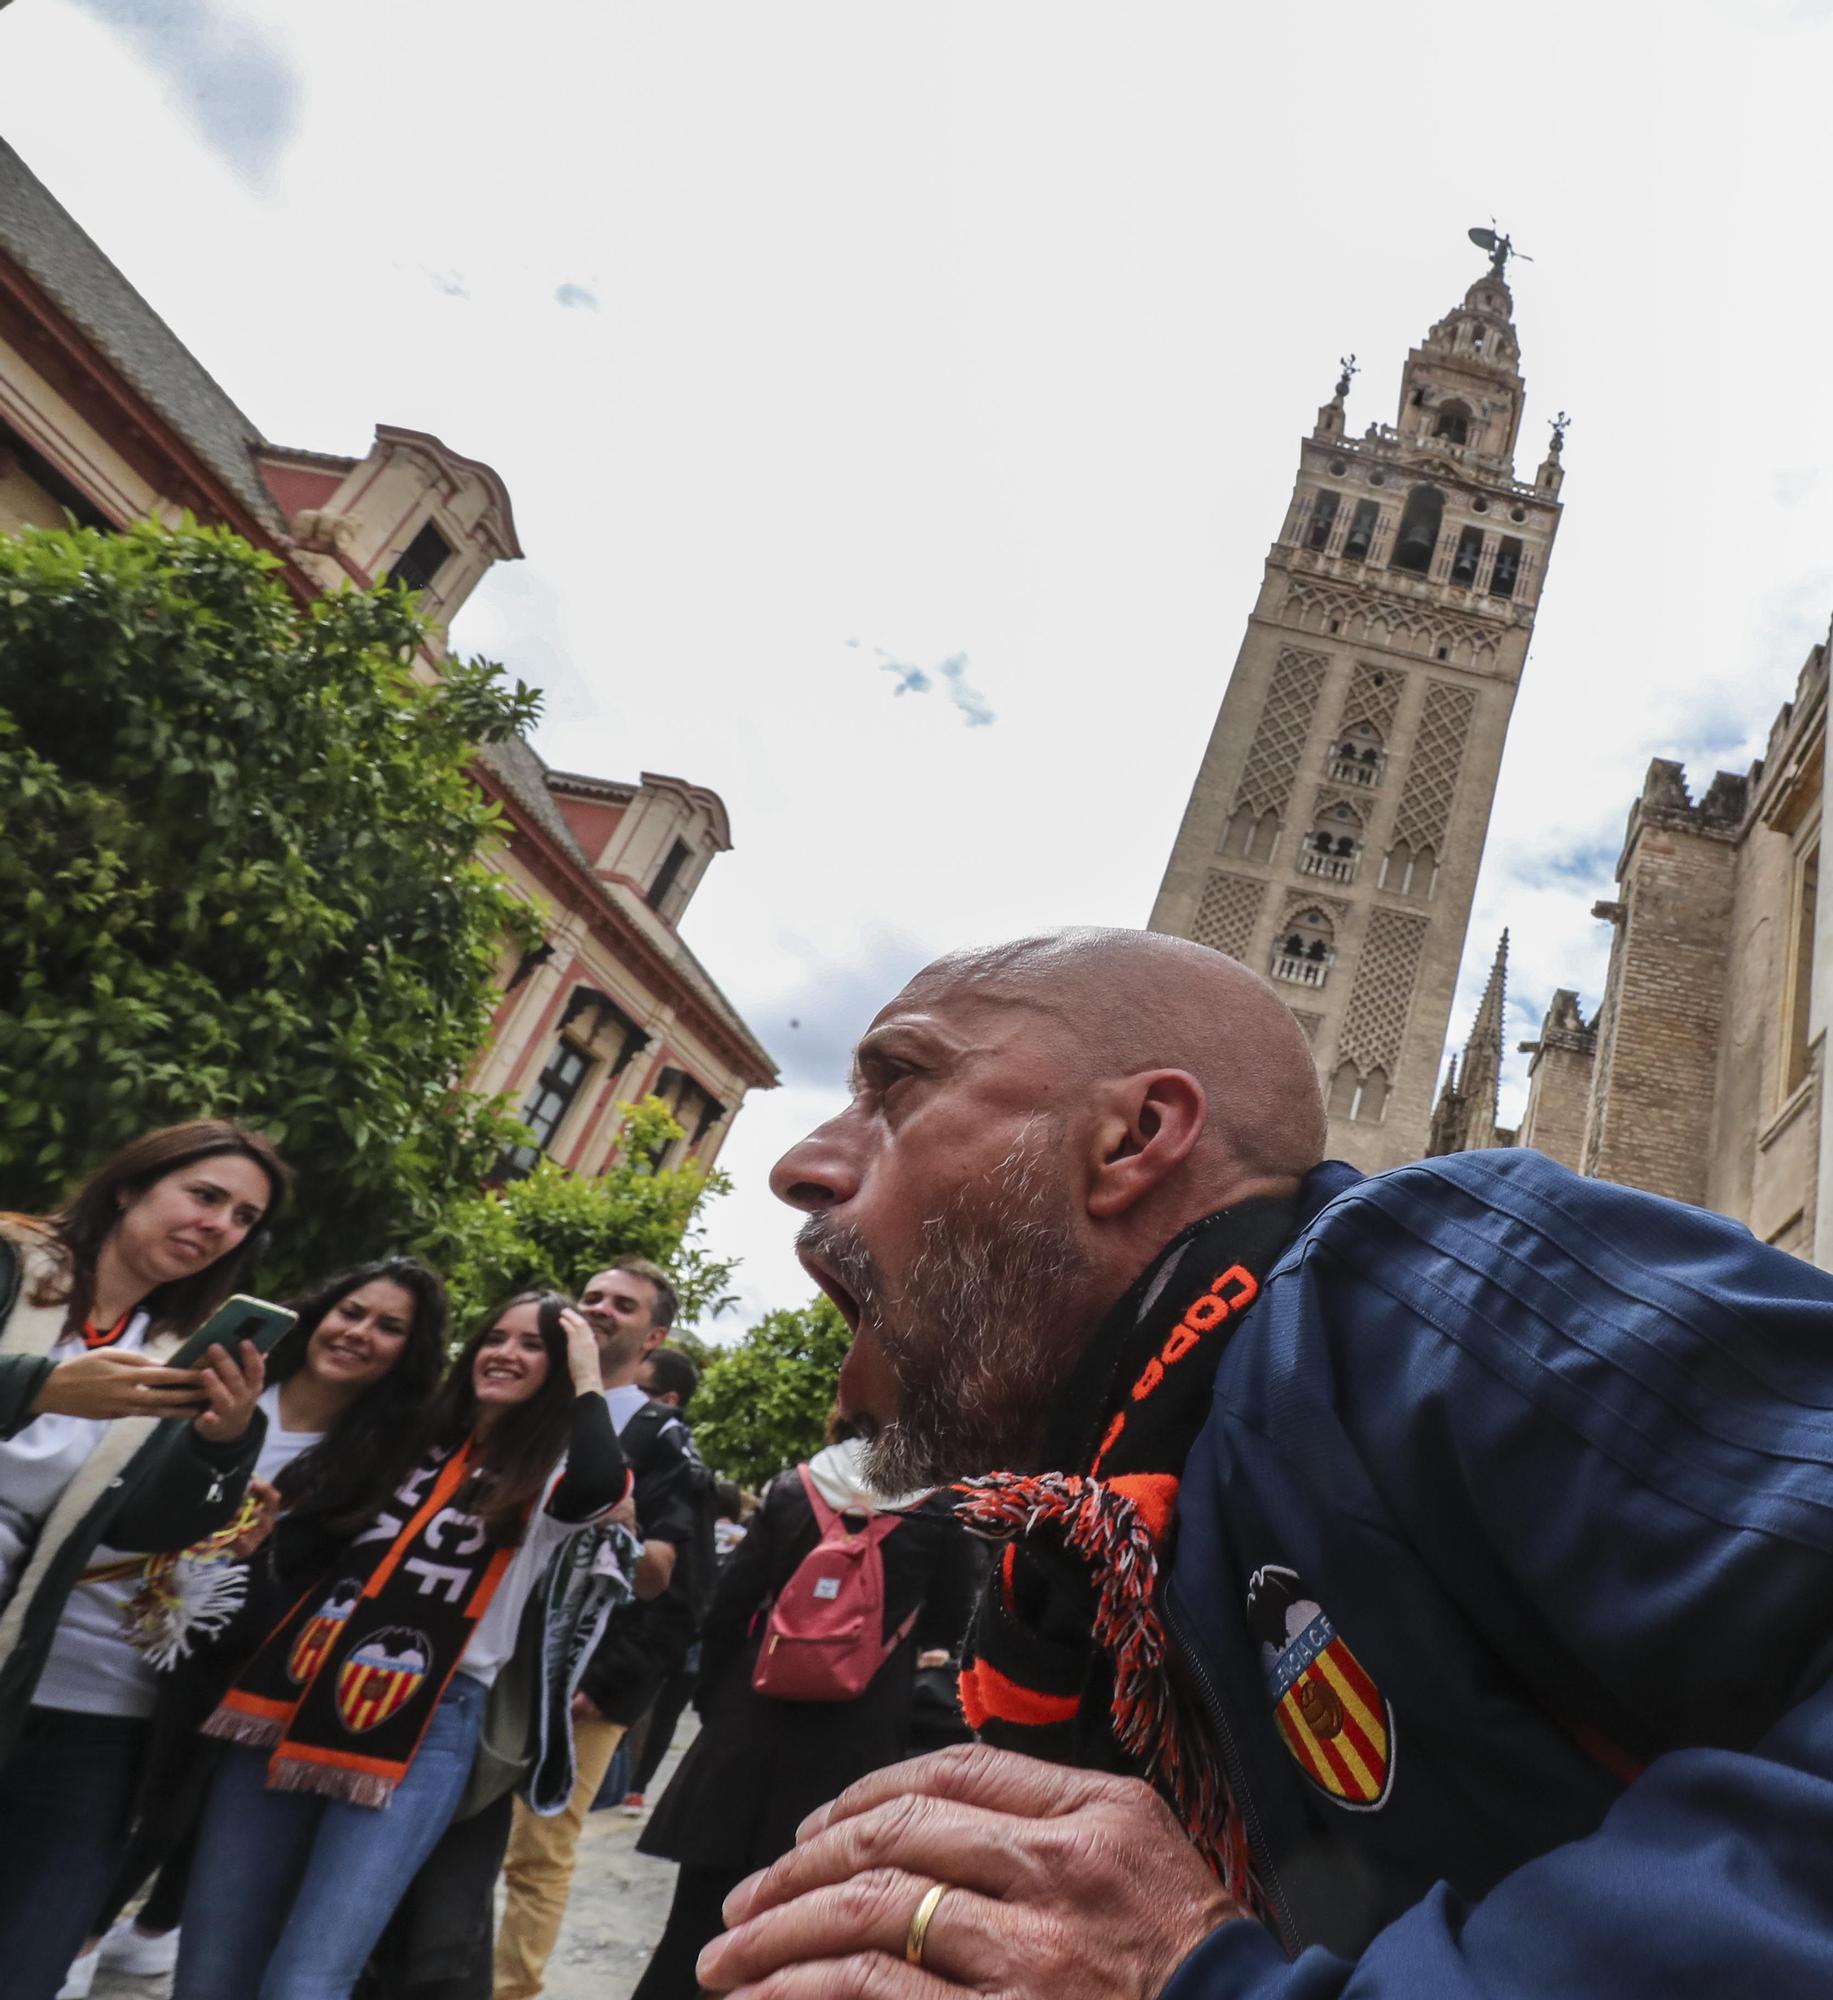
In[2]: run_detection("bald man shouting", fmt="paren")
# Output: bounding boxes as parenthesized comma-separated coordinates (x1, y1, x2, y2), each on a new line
(698, 928, 1833, 2000)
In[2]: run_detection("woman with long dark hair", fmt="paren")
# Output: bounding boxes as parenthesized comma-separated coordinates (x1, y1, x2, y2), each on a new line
(175, 1292, 631, 2000)
(0, 1119, 291, 2000)
(63, 1257, 450, 1995)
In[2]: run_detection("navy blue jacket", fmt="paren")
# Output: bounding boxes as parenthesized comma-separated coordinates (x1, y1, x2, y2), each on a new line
(1162, 1148, 1833, 1998)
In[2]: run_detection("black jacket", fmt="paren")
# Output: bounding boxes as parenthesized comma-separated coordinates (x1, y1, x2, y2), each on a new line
(639, 1466, 979, 1874)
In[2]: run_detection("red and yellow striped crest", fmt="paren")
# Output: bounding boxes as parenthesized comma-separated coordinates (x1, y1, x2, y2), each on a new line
(1268, 1612, 1392, 1810)
(288, 1605, 351, 1686)
(334, 1632, 430, 1734)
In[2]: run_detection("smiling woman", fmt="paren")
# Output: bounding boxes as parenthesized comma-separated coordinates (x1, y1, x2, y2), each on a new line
(61, 1256, 454, 1995)
(170, 1292, 629, 2000)
(0, 1119, 293, 2000)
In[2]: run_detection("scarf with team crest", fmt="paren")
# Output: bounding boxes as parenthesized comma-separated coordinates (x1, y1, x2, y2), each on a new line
(204, 1434, 519, 1808)
(953, 1199, 1297, 1908)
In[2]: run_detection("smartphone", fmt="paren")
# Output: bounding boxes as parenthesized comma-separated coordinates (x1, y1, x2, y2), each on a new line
(166, 1295, 298, 1372)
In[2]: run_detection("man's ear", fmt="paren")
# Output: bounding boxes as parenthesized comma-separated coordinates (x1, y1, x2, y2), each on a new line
(1085, 1071, 1206, 1220)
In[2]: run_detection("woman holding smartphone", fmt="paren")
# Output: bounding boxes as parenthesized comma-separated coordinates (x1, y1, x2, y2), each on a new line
(175, 1291, 631, 2000)
(0, 1118, 290, 2000)
(63, 1255, 450, 1996)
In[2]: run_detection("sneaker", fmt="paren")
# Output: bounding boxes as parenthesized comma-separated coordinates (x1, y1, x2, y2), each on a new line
(55, 1951, 97, 1999)
(620, 1791, 647, 1815)
(98, 1917, 182, 1976)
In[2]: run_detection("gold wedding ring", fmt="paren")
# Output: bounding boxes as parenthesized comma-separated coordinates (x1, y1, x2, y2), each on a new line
(905, 1882, 950, 1969)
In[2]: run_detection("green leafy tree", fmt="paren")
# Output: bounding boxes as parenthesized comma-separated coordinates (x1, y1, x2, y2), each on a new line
(0, 517, 541, 1282)
(421, 1097, 737, 1331)
(692, 1295, 852, 1488)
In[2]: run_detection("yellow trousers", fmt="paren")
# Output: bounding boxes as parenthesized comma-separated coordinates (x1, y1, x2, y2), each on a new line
(493, 1715, 626, 2000)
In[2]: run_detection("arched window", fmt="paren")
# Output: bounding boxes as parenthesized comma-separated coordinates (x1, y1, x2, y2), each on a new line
(1301, 802, 1363, 882)
(1390, 484, 1444, 575)
(1329, 721, 1385, 786)
(1433, 400, 1472, 446)
(1307, 490, 1339, 551)
(1380, 840, 1438, 898)
(1342, 498, 1380, 563)
(1327, 1061, 1360, 1119)
(1327, 1061, 1389, 1124)
(1270, 908, 1334, 989)
(1490, 535, 1524, 599)
(1225, 806, 1281, 860)
(1450, 524, 1484, 586)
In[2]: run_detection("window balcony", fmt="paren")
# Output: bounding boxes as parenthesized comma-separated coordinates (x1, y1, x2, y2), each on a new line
(1299, 847, 1359, 883)
(1328, 754, 1383, 787)
(1270, 952, 1332, 989)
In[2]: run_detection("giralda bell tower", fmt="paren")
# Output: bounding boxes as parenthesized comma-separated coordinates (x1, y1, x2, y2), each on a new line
(1149, 233, 1566, 1171)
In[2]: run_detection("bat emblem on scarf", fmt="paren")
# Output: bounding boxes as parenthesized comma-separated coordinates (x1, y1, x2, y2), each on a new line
(335, 1627, 432, 1733)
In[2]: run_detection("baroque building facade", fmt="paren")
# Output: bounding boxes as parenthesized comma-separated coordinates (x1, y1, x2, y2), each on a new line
(0, 134, 776, 1172)
(1497, 633, 1827, 1264)
(1150, 241, 1565, 1170)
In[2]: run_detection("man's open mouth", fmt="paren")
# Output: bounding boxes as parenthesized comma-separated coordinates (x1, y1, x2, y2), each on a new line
(798, 1247, 862, 1334)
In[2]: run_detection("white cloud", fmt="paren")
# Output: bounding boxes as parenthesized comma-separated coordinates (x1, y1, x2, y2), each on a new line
(3, 0, 1831, 1318)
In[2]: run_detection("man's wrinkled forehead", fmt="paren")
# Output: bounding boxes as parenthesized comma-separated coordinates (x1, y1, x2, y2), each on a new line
(854, 961, 1069, 1070)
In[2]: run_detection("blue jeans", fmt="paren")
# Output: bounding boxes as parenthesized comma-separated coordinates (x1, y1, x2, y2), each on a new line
(0, 1706, 147, 2000)
(173, 1670, 486, 2000)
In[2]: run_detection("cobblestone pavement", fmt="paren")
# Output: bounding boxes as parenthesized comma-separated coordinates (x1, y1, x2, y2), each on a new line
(88, 1724, 693, 2000)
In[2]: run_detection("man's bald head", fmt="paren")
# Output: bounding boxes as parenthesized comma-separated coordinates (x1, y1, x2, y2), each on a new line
(900, 927, 1327, 1190)
(771, 927, 1329, 1488)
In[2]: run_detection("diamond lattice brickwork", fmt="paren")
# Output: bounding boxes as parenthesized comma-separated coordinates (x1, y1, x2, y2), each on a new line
(1337, 908, 1431, 1074)
(1190, 870, 1266, 960)
(1392, 679, 1476, 852)
(1232, 649, 1328, 819)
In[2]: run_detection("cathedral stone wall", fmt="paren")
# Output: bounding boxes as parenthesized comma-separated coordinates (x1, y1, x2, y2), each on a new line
(1525, 637, 1826, 1262)
(1581, 770, 1739, 1207)
(1514, 991, 1593, 1171)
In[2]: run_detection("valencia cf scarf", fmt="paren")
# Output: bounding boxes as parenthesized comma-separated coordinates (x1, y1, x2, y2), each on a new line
(954, 1199, 1296, 1907)
(204, 1435, 521, 1808)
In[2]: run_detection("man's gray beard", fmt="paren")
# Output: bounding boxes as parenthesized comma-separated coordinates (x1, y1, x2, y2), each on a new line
(803, 1126, 1091, 1492)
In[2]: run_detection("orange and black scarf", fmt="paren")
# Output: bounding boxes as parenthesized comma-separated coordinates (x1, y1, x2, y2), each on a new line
(955, 1199, 1296, 1907)
(204, 1436, 522, 1808)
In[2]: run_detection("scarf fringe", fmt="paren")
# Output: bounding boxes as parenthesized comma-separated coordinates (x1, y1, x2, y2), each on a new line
(200, 1706, 286, 1751)
(265, 1756, 397, 1810)
(956, 1471, 1259, 1911)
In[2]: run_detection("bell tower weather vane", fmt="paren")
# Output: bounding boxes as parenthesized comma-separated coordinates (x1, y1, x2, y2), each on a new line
(1467, 222, 1533, 278)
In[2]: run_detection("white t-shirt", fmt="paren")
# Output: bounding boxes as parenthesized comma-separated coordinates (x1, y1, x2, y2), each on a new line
(454, 1464, 578, 1690)
(250, 1381, 327, 1484)
(34, 1381, 324, 1718)
(457, 1393, 634, 1688)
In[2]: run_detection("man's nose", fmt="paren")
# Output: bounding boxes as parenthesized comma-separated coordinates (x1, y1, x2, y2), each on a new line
(769, 1118, 862, 1212)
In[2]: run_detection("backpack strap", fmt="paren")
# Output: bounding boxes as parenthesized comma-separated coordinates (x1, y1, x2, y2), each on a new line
(795, 1463, 906, 1549)
(795, 1461, 838, 1534)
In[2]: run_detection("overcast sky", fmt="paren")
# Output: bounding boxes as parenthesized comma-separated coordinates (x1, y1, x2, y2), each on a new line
(4, 1, 1830, 1331)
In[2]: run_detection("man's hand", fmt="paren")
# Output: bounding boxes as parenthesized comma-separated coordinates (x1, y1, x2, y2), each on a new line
(572, 1689, 606, 1722)
(695, 1744, 1246, 1999)
(635, 1538, 677, 1600)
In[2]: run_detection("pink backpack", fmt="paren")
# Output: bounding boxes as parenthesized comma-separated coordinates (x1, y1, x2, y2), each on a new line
(751, 1465, 914, 1702)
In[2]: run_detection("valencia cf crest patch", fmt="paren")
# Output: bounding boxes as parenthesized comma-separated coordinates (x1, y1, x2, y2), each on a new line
(1247, 1565, 1393, 1811)
(334, 1627, 431, 1734)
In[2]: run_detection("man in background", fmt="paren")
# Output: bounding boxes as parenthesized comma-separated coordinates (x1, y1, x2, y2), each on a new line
(619, 1345, 711, 1815)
